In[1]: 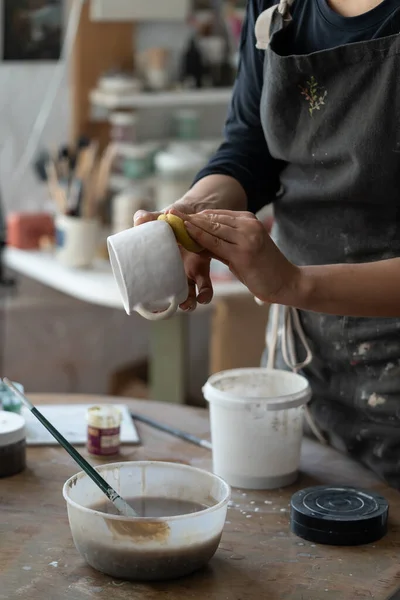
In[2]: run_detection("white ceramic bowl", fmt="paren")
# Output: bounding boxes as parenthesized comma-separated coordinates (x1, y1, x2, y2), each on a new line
(63, 461, 230, 581)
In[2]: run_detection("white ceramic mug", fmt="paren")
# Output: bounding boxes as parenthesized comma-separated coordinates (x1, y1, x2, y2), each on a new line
(55, 215, 100, 268)
(107, 220, 188, 321)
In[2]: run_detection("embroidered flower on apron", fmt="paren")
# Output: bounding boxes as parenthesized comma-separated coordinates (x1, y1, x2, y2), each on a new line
(299, 76, 328, 116)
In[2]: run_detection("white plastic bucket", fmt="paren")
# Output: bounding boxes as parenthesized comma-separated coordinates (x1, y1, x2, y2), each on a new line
(203, 368, 312, 490)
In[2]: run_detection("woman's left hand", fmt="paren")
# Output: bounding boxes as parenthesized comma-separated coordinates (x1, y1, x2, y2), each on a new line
(172, 209, 301, 305)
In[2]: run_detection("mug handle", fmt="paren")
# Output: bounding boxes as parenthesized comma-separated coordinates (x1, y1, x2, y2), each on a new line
(135, 296, 179, 321)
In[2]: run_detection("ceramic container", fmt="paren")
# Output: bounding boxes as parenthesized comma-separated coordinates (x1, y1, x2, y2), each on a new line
(174, 109, 200, 141)
(203, 368, 312, 490)
(111, 186, 151, 234)
(0, 411, 26, 478)
(119, 144, 153, 180)
(107, 220, 188, 321)
(154, 147, 205, 211)
(55, 215, 100, 268)
(110, 112, 138, 144)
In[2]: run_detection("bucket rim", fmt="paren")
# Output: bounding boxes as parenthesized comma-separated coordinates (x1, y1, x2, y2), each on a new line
(202, 368, 311, 411)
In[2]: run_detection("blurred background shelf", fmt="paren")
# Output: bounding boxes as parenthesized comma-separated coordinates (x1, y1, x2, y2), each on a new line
(90, 88, 233, 110)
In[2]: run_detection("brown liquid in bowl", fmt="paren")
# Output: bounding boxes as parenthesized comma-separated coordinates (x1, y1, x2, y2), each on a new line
(73, 496, 221, 581)
(91, 496, 207, 517)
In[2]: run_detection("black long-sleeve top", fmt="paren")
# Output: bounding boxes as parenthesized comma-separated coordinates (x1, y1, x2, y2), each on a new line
(193, 0, 400, 213)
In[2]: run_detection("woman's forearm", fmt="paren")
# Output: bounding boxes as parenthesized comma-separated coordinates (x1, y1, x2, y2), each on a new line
(179, 174, 248, 213)
(290, 258, 400, 317)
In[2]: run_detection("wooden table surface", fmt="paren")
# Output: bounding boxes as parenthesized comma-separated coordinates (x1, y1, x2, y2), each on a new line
(1, 395, 400, 600)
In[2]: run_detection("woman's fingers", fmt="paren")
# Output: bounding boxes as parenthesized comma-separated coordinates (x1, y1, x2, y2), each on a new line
(185, 221, 233, 260)
(179, 253, 213, 310)
(195, 267, 213, 305)
(179, 278, 197, 312)
(185, 213, 239, 244)
(200, 209, 256, 220)
(133, 210, 161, 226)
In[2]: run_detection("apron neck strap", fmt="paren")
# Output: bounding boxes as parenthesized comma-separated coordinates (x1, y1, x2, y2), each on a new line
(255, 0, 295, 50)
(278, 0, 295, 17)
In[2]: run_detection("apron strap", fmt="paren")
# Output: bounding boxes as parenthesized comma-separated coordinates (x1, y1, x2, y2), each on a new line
(266, 304, 313, 372)
(262, 302, 327, 445)
(255, 0, 295, 50)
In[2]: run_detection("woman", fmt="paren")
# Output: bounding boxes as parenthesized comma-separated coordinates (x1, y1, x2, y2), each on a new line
(135, 0, 400, 489)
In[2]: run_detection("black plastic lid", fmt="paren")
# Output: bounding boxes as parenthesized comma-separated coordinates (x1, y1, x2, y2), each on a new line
(290, 485, 389, 546)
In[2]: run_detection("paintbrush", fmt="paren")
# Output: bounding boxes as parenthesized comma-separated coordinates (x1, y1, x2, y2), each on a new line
(81, 162, 99, 219)
(131, 412, 212, 450)
(92, 144, 117, 213)
(45, 159, 67, 214)
(68, 143, 98, 216)
(2, 378, 139, 518)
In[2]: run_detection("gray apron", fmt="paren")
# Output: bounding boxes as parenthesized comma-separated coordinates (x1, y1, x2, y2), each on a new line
(258, 0, 400, 488)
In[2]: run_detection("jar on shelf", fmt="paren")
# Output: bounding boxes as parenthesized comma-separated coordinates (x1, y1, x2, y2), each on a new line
(121, 144, 154, 180)
(109, 112, 138, 144)
(142, 141, 163, 173)
(174, 109, 200, 141)
(154, 147, 205, 212)
(109, 113, 138, 175)
(111, 184, 152, 234)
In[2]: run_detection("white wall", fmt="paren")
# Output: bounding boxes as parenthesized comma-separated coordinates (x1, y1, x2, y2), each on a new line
(0, 64, 69, 214)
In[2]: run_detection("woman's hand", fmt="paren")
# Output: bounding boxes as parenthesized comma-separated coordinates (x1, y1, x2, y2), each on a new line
(133, 174, 248, 312)
(134, 200, 213, 312)
(178, 209, 302, 305)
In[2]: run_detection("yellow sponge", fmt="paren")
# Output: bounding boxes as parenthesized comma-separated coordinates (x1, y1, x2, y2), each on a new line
(158, 214, 202, 253)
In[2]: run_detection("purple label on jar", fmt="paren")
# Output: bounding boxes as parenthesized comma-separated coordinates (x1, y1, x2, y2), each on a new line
(87, 426, 120, 456)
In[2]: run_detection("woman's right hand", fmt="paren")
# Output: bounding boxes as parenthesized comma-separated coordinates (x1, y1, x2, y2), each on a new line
(133, 174, 247, 312)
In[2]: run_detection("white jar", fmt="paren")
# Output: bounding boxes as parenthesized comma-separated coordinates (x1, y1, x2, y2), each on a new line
(174, 109, 200, 141)
(119, 144, 153, 180)
(55, 215, 100, 268)
(109, 112, 138, 144)
(111, 185, 151, 234)
(154, 148, 205, 212)
(86, 405, 122, 457)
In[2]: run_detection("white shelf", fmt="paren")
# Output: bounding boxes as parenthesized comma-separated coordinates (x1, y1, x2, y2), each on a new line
(90, 87, 232, 110)
(90, 0, 191, 22)
(4, 248, 248, 311)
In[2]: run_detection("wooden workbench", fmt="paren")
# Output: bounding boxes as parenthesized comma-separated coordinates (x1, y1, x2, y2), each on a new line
(1, 394, 400, 600)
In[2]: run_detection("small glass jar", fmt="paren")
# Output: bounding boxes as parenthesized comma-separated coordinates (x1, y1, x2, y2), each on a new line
(174, 109, 200, 141)
(121, 144, 153, 180)
(110, 113, 138, 174)
(110, 112, 138, 145)
(111, 184, 151, 234)
(154, 147, 205, 212)
(0, 381, 24, 414)
(87, 405, 122, 457)
(0, 411, 26, 478)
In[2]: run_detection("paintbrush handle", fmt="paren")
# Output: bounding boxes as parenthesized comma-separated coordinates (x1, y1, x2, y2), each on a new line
(2, 379, 137, 518)
(131, 412, 212, 450)
(45, 162, 67, 214)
